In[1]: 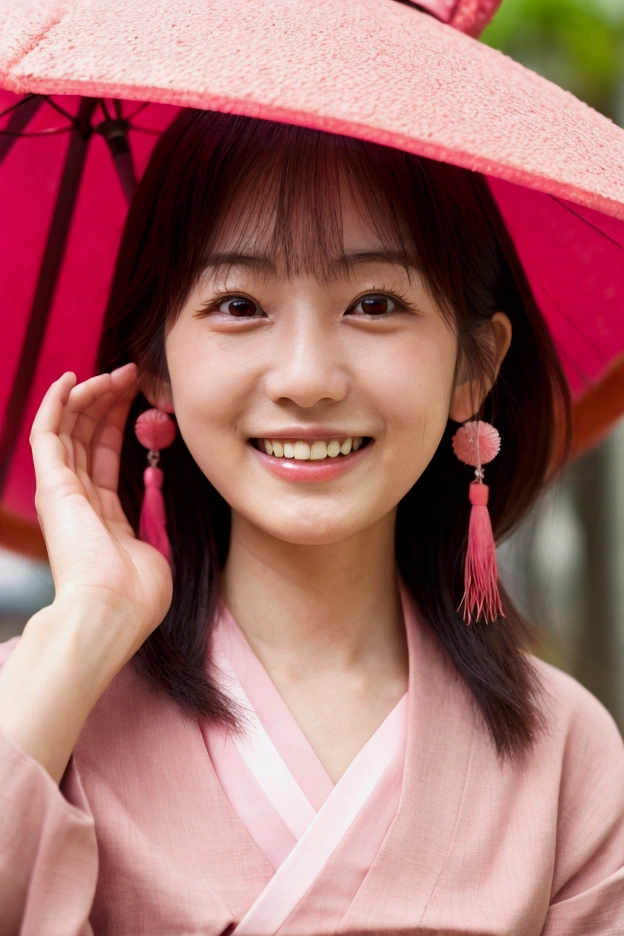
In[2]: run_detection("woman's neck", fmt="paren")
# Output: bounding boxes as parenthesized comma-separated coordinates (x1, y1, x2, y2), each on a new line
(221, 510, 407, 683)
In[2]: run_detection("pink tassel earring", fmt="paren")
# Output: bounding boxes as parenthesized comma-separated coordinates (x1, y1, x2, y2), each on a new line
(134, 408, 177, 563)
(451, 419, 504, 625)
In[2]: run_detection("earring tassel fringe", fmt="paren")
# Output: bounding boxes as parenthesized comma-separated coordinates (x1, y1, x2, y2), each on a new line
(459, 481, 504, 625)
(139, 466, 170, 563)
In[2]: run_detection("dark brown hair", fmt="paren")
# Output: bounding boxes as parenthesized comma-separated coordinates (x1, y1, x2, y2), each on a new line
(97, 109, 571, 760)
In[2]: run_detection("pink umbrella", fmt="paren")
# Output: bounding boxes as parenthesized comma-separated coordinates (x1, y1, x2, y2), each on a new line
(1, 0, 623, 558)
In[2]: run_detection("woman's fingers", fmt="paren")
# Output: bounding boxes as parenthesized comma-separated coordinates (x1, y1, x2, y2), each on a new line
(30, 373, 79, 491)
(60, 364, 137, 445)
(58, 364, 138, 479)
(30, 372, 77, 439)
(57, 373, 116, 473)
(31, 365, 139, 509)
(91, 379, 141, 494)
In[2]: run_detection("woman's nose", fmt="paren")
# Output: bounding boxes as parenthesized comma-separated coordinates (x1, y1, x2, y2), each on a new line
(264, 311, 349, 408)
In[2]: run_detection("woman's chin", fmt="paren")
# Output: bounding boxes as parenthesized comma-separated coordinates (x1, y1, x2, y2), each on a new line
(238, 504, 390, 548)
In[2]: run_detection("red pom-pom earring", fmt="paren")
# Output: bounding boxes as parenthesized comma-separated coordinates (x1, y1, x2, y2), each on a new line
(451, 419, 504, 625)
(134, 408, 177, 563)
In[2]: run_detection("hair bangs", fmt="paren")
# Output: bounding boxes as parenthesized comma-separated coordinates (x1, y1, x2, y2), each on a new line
(177, 116, 424, 296)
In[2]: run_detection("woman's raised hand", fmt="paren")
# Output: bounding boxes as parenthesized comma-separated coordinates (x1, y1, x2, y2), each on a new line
(0, 364, 174, 784)
(29, 364, 174, 658)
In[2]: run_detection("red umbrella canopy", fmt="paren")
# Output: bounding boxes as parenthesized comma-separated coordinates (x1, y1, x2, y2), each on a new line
(0, 93, 176, 555)
(1, 0, 624, 558)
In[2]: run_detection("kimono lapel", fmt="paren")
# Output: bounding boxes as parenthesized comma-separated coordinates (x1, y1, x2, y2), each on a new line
(232, 694, 407, 935)
(206, 608, 408, 934)
(337, 579, 476, 932)
(203, 652, 318, 870)
(211, 606, 335, 810)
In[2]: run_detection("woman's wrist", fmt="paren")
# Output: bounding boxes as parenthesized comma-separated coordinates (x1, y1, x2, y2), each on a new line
(25, 595, 139, 684)
(0, 599, 137, 784)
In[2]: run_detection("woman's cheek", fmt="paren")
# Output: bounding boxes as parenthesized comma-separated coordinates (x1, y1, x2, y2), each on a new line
(168, 383, 247, 495)
(378, 340, 455, 430)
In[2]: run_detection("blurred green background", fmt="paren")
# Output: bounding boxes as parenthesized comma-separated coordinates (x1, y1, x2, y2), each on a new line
(1, 0, 624, 727)
(482, 0, 624, 120)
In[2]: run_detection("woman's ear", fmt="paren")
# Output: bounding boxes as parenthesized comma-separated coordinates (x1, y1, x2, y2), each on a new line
(449, 312, 512, 423)
(137, 371, 175, 414)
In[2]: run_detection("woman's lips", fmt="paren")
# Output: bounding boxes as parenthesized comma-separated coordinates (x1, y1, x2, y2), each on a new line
(250, 438, 373, 482)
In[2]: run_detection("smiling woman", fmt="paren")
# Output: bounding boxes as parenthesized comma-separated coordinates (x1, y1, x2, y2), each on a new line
(96, 108, 565, 758)
(1, 106, 624, 935)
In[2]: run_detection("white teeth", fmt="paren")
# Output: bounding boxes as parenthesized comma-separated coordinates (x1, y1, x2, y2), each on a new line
(327, 440, 341, 457)
(258, 436, 367, 460)
(310, 441, 327, 460)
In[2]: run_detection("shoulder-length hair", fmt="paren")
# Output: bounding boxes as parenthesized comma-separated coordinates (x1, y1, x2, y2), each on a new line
(97, 108, 571, 761)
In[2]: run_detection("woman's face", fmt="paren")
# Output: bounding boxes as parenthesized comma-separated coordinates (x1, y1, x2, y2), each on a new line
(158, 185, 503, 546)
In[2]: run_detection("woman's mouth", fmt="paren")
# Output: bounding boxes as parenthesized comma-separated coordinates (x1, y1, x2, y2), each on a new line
(249, 435, 374, 482)
(251, 436, 371, 460)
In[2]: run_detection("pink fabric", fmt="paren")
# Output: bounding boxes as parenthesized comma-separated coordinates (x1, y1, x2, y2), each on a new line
(204, 716, 300, 871)
(205, 606, 406, 896)
(273, 742, 404, 935)
(211, 608, 334, 811)
(2, 583, 624, 933)
(234, 697, 406, 935)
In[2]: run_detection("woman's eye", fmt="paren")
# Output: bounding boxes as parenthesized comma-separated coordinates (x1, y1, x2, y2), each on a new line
(213, 296, 263, 317)
(203, 292, 409, 318)
(347, 294, 402, 317)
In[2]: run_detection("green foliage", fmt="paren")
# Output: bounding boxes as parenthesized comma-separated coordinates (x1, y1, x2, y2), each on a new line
(481, 0, 624, 118)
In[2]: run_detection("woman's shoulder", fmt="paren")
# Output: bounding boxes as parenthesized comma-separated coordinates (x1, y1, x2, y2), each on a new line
(531, 653, 624, 767)
(526, 656, 624, 912)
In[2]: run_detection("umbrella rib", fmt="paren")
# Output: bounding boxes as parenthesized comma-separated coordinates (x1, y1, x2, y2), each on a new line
(548, 194, 624, 250)
(0, 97, 98, 497)
(126, 102, 149, 120)
(0, 93, 38, 120)
(530, 273, 606, 372)
(0, 128, 71, 137)
(43, 96, 76, 123)
(0, 95, 44, 166)
(95, 104, 138, 203)
(128, 125, 162, 135)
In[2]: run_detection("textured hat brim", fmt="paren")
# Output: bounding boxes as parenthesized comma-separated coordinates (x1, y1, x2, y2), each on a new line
(2, 0, 623, 218)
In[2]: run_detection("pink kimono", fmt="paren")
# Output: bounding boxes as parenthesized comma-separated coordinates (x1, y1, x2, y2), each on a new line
(1, 580, 624, 935)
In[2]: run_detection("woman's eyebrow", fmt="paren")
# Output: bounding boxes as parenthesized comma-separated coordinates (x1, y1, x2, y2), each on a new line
(202, 248, 420, 275)
(335, 249, 420, 271)
(203, 251, 274, 273)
